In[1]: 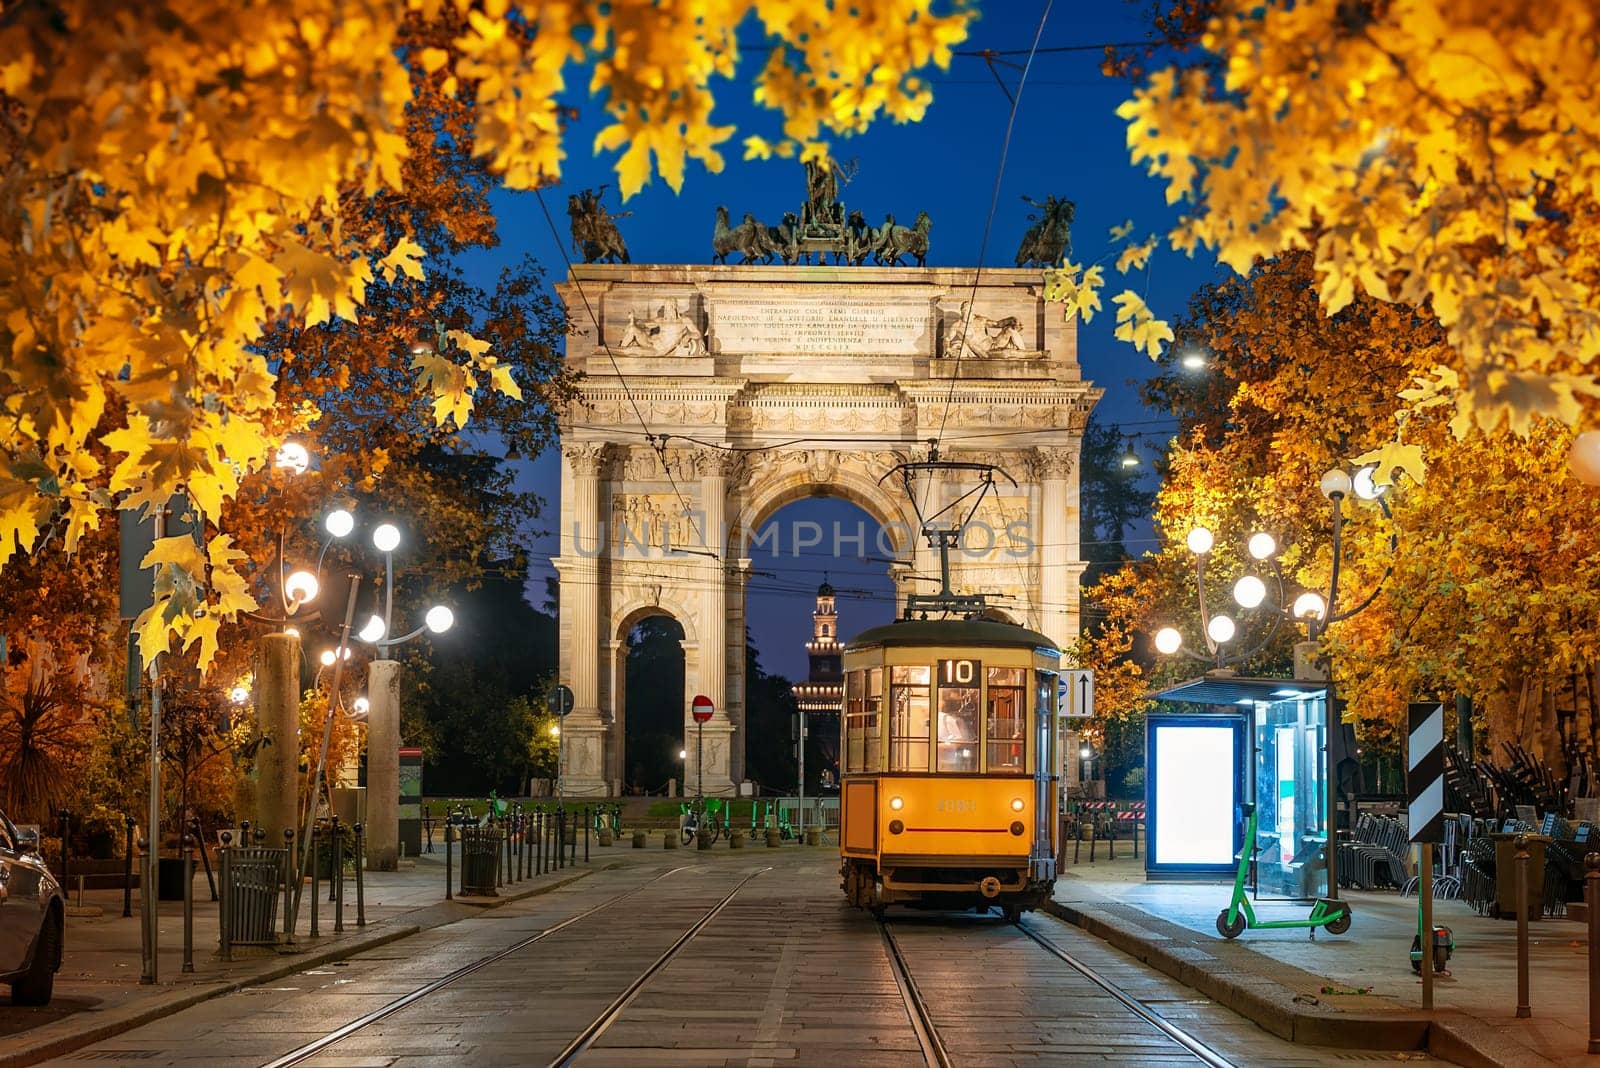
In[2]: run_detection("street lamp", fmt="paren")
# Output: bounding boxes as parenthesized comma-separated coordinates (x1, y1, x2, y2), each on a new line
(1152, 464, 1398, 902)
(347, 518, 455, 872)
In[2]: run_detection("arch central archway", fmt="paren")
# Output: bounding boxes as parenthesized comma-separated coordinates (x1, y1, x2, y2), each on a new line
(552, 263, 1099, 797)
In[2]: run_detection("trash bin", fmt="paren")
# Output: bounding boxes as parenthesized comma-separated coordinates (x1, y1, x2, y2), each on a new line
(226, 847, 284, 945)
(461, 826, 499, 896)
(1492, 833, 1550, 920)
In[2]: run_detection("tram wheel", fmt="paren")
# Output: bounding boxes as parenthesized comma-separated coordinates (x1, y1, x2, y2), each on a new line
(1002, 905, 1022, 923)
(1215, 909, 1246, 939)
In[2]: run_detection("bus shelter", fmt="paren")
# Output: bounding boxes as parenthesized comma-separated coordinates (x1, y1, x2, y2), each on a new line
(1145, 676, 1329, 900)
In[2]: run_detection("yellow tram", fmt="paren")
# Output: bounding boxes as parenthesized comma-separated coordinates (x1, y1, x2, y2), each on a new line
(838, 616, 1061, 918)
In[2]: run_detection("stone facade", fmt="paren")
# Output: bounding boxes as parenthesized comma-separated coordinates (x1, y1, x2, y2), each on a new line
(554, 264, 1100, 796)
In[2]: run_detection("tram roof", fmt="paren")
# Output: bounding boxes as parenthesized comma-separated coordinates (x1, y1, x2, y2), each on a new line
(845, 617, 1061, 656)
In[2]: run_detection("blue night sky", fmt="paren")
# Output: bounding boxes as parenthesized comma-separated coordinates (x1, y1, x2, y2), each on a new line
(454, 2, 1225, 682)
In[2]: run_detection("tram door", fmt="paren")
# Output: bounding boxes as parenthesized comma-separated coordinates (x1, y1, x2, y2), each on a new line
(1032, 670, 1057, 879)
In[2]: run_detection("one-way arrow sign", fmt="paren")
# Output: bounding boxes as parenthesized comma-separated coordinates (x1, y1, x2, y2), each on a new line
(1061, 669, 1094, 719)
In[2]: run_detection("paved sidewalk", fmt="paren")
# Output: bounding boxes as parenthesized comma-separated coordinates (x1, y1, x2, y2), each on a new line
(1049, 849, 1594, 1067)
(0, 829, 691, 1067)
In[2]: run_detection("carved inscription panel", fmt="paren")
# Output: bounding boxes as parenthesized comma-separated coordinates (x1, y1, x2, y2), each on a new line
(710, 298, 932, 355)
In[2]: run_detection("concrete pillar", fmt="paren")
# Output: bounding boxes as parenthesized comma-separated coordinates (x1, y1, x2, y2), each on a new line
(560, 442, 609, 796)
(367, 658, 401, 871)
(254, 632, 300, 840)
(1036, 446, 1075, 649)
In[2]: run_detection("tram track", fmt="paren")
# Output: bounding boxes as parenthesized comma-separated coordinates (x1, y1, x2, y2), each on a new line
(259, 863, 771, 1068)
(880, 910, 1239, 1068)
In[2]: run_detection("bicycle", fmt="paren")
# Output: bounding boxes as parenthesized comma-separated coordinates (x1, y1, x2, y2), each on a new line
(680, 798, 725, 846)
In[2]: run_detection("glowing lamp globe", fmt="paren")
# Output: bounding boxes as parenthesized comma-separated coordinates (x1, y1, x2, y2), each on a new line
(1186, 526, 1214, 555)
(1233, 575, 1267, 610)
(1293, 592, 1327, 620)
(1319, 468, 1352, 500)
(274, 442, 310, 474)
(319, 649, 337, 667)
(358, 615, 387, 643)
(425, 605, 454, 634)
(283, 570, 319, 606)
(353, 696, 370, 715)
(1247, 532, 1277, 560)
(325, 509, 355, 539)
(1352, 465, 1387, 501)
(372, 523, 401, 553)
(1153, 627, 1183, 655)
(1570, 431, 1600, 486)
(230, 685, 250, 704)
(1206, 614, 1236, 644)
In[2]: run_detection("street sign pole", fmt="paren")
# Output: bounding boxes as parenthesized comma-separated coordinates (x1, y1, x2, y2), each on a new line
(690, 695, 714, 803)
(550, 685, 574, 809)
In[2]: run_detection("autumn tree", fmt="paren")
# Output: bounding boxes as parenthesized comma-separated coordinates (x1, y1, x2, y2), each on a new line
(0, 0, 976, 672)
(1089, 249, 1600, 779)
(1113, 0, 1600, 440)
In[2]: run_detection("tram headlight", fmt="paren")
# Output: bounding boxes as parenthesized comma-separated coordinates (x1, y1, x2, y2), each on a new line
(889, 796, 904, 811)
(889, 819, 904, 835)
(1010, 798, 1025, 812)
(1009, 821, 1026, 836)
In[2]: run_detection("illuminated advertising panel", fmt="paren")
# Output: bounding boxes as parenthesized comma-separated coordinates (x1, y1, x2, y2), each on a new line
(1145, 714, 1245, 879)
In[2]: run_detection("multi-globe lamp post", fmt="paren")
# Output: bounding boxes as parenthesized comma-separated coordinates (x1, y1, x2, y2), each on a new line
(1151, 465, 1393, 901)
(351, 519, 454, 871)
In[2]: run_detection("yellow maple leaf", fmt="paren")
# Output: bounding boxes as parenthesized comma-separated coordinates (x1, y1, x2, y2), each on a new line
(379, 237, 426, 282)
(1353, 442, 1427, 486)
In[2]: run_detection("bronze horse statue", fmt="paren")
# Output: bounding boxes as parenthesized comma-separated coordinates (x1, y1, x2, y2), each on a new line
(568, 186, 630, 264)
(873, 211, 932, 267)
(1014, 195, 1074, 268)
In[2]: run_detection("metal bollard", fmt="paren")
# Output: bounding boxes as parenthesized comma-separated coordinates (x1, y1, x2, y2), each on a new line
(332, 816, 345, 933)
(1516, 833, 1531, 1019)
(123, 815, 135, 918)
(218, 831, 233, 962)
(354, 824, 366, 927)
(519, 815, 527, 881)
(329, 815, 341, 903)
(1587, 854, 1599, 1054)
(181, 833, 194, 973)
(570, 811, 578, 865)
(445, 824, 454, 901)
(282, 829, 296, 943)
(584, 808, 590, 864)
(309, 825, 320, 938)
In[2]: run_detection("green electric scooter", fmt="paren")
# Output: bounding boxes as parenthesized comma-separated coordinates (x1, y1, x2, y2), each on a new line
(1216, 802, 1353, 939)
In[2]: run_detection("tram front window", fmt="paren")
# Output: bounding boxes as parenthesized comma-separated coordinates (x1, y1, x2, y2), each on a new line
(865, 668, 883, 770)
(844, 670, 866, 773)
(889, 665, 931, 772)
(936, 660, 979, 773)
(986, 667, 1026, 772)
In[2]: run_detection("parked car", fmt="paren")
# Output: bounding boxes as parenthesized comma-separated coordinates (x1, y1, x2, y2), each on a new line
(0, 808, 63, 1005)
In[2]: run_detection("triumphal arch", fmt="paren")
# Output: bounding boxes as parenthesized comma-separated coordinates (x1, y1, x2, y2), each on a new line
(552, 262, 1100, 796)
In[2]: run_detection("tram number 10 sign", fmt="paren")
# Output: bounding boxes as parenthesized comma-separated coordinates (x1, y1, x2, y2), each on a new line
(938, 659, 981, 687)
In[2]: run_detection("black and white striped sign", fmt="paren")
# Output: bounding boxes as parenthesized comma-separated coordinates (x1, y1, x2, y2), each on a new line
(1407, 701, 1445, 843)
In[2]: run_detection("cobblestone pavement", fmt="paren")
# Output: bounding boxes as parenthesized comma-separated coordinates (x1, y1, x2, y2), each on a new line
(48, 849, 1437, 1067)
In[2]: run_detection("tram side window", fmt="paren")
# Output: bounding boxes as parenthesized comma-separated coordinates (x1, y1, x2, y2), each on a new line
(865, 667, 883, 771)
(986, 667, 1027, 772)
(889, 665, 931, 772)
(936, 659, 980, 773)
(844, 670, 866, 773)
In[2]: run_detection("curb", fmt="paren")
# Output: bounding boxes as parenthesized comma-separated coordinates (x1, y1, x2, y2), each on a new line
(0, 924, 419, 1068)
(1041, 899, 1558, 1068)
(0, 866, 598, 1068)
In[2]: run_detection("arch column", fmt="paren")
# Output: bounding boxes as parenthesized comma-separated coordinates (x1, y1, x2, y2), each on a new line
(693, 450, 737, 795)
(1036, 446, 1076, 648)
(558, 442, 610, 796)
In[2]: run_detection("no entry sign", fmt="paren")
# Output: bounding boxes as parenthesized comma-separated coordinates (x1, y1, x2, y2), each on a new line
(691, 694, 714, 724)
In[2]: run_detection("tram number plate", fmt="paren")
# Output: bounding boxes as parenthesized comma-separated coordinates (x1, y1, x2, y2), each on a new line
(938, 659, 981, 686)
